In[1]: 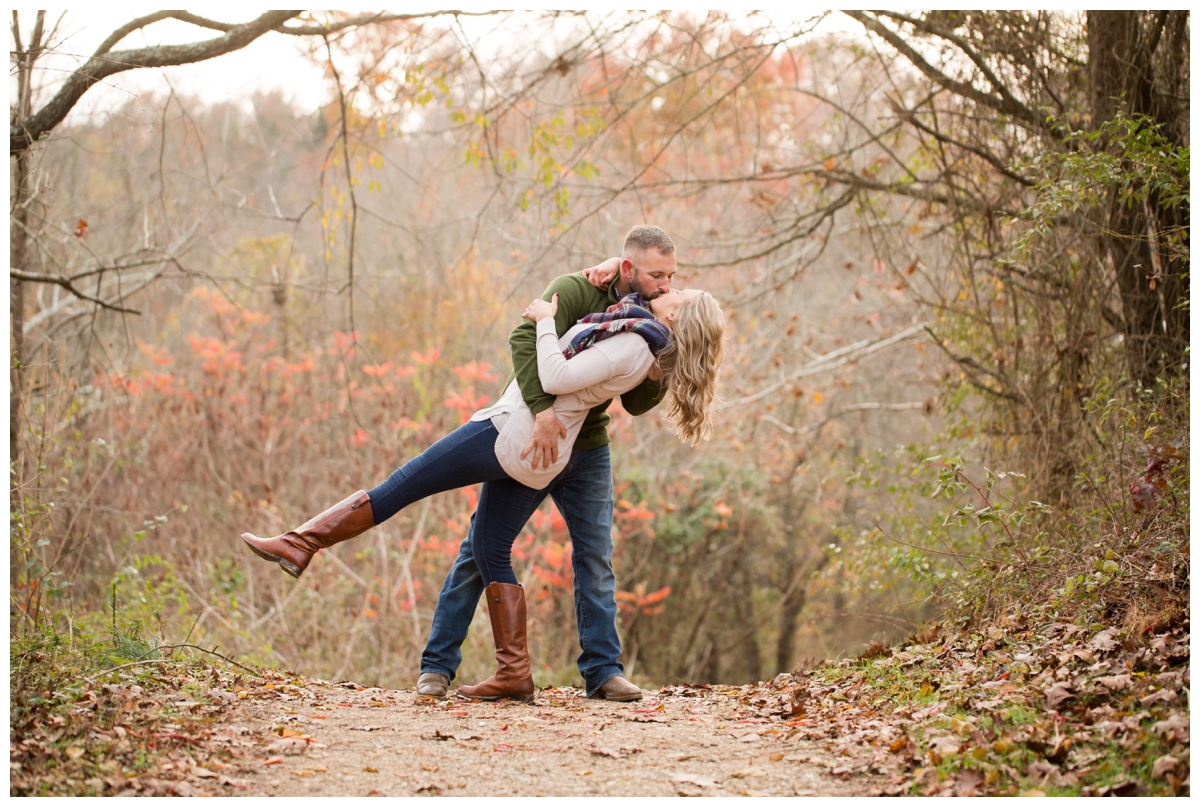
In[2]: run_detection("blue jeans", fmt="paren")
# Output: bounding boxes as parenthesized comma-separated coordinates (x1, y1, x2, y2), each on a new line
(366, 420, 510, 524)
(421, 445, 624, 696)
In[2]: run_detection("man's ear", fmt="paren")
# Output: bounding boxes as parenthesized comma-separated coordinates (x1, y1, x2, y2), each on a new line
(620, 258, 636, 279)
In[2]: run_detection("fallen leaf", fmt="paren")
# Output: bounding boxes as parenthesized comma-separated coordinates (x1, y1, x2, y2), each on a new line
(1043, 682, 1074, 708)
(627, 713, 666, 723)
(265, 737, 309, 755)
(672, 772, 719, 788)
(1020, 789, 1047, 797)
(261, 757, 284, 766)
(1096, 674, 1133, 691)
(349, 725, 386, 732)
(190, 767, 219, 779)
(306, 764, 328, 773)
(1026, 760, 1057, 779)
(1096, 780, 1142, 796)
(769, 753, 784, 762)
(993, 737, 1017, 754)
(731, 767, 766, 779)
(955, 769, 983, 797)
(1140, 689, 1177, 707)
(1088, 630, 1119, 653)
(928, 736, 961, 756)
(65, 746, 85, 760)
(293, 770, 314, 777)
(364, 766, 379, 773)
(1151, 714, 1189, 743)
(1152, 756, 1178, 779)
(589, 746, 641, 759)
(420, 764, 439, 772)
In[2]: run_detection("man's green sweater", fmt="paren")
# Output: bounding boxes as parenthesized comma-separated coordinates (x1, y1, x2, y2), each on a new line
(509, 273, 666, 450)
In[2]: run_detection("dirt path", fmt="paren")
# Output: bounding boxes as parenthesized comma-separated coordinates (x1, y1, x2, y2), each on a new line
(220, 680, 867, 797)
(12, 613, 1188, 796)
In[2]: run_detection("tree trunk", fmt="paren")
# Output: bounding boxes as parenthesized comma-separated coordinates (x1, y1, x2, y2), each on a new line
(10, 149, 28, 482)
(1088, 10, 1190, 383)
(774, 580, 806, 675)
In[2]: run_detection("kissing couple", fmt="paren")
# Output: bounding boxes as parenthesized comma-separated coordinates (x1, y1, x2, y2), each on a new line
(241, 225, 725, 702)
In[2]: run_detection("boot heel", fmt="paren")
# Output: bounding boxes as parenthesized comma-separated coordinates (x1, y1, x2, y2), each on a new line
(278, 559, 302, 579)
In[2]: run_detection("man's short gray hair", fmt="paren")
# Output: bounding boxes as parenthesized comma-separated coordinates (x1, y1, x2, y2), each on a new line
(623, 225, 675, 256)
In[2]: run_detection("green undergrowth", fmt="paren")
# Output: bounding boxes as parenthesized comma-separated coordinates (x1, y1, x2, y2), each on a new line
(799, 591, 1190, 796)
(10, 624, 263, 796)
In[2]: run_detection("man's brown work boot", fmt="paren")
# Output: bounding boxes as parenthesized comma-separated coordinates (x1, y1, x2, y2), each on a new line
(590, 675, 643, 702)
(457, 583, 535, 702)
(240, 491, 374, 578)
(417, 673, 450, 698)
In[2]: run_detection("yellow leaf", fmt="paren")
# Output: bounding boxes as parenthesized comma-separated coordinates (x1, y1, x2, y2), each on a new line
(812, 392, 824, 404)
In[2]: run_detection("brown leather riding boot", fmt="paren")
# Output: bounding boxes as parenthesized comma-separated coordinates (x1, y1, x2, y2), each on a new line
(457, 582, 535, 702)
(240, 490, 374, 578)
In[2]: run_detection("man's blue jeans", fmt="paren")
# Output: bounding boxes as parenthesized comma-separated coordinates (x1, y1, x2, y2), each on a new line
(420, 445, 624, 696)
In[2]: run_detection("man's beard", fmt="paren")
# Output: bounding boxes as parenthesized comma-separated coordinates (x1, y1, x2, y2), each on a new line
(628, 270, 664, 300)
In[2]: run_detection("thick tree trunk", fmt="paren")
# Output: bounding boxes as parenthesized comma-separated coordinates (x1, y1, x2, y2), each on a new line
(1088, 10, 1190, 383)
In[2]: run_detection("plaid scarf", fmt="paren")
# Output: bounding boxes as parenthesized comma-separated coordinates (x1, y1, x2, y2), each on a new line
(562, 292, 671, 359)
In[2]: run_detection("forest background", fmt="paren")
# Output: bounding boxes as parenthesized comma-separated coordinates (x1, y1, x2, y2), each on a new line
(10, 10, 1189, 692)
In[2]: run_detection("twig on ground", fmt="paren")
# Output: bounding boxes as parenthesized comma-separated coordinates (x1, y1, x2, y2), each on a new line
(83, 643, 259, 681)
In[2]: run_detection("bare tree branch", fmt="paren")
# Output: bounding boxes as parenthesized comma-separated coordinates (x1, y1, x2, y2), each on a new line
(873, 10, 1040, 124)
(276, 10, 503, 36)
(720, 323, 928, 410)
(843, 11, 1045, 130)
(760, 401, 930, 437)
(890, 101, 1035, 187)
(12, 10, 303, 153)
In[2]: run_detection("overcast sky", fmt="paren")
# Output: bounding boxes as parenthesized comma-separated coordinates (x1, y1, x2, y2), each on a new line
(14, 8, 857, 128)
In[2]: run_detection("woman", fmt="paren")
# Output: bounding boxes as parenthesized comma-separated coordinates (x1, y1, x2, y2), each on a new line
(240, 288, 724, 700)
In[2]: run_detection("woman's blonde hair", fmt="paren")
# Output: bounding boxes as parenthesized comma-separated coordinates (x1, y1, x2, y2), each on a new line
(656, 292, 725, 445)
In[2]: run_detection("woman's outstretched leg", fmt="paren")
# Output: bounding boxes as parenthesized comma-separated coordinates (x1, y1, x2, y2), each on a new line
(457, 476, 548, 702)
(241, 490, 374, 578)
(241, 420, 507, 578)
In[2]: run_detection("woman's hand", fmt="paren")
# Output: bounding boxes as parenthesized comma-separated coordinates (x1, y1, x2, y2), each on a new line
(523, 294, 558, 323)
(581, 257, 621, 290)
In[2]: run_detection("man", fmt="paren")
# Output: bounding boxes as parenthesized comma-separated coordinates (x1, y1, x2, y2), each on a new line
(417, 225, 677, 701)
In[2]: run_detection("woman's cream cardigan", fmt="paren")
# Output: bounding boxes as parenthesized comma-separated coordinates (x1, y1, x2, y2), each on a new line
(470, 318, 655, 489)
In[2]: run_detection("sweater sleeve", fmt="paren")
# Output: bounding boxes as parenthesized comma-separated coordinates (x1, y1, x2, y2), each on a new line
(619, 375, 667, 416)
(534, 319, 618, 395)
(509, 274, 592, 415)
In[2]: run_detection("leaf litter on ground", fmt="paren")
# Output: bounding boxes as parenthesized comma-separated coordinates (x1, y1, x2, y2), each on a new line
(717, 611, 1189, 796)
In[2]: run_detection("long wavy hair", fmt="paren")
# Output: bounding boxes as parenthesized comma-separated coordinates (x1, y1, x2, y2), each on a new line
(656, 292, 725, 445)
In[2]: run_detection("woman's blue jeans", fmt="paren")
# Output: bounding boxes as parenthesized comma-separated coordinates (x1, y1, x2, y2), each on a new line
(420, 445, 625, 697)
(367, 419, 529, 587)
